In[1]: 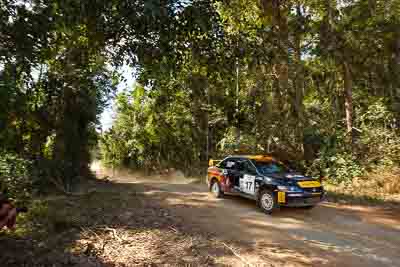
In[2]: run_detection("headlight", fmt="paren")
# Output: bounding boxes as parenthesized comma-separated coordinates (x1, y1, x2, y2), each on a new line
(277, 185, 302, 192)
(263, 177, 272, 182)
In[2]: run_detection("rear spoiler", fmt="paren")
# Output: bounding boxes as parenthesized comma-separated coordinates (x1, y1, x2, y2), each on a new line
(209, 159, 222, 167)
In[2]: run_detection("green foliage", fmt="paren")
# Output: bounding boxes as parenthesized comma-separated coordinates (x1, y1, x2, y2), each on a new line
(0, 0, 399, 191)
(0, 152, 34, 203)
(0, 0, 118, 192)
(308, 150, 364, 185)
(307, 99, 399, 184)
(357, 100, 400, 168)
(97, 0, 400, 182)
(100, 83, 204, 174)
(0, 152, 74, 202)
(217, 126, 258, 155)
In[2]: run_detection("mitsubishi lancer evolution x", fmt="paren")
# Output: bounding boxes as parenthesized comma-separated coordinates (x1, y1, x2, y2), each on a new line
(207, 155, 325, 214)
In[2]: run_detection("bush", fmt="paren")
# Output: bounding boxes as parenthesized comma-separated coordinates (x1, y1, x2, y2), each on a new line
(357, 100, 400, 168)
(357, 127, 400, 168)
(0, 152, 35, 203)
(308, 150, 364, 184)
(0, 152, 89, 203)
(307, 99, 399, 186)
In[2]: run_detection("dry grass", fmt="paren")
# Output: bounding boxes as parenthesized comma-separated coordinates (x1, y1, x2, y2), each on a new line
(74, 226, 222, 266)
(0, 179, 243, 266)
(325, 167, 400, 205)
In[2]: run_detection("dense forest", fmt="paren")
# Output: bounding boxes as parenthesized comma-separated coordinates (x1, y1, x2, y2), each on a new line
(1, 0, 400, 201)
(100, 0, 400, 182)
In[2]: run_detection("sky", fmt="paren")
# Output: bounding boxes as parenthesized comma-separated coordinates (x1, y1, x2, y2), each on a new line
(100, 65, 136, 131)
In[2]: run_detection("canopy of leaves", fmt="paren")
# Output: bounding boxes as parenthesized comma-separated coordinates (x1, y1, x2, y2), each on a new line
(1, 0, 399, 195)
(101, 0, 400, 182)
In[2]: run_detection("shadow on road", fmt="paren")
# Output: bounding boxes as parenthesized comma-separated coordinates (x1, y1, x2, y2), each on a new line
(2, 178, 400, 267)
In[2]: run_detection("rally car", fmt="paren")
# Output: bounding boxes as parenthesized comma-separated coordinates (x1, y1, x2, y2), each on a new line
(207, 155, 324, 214)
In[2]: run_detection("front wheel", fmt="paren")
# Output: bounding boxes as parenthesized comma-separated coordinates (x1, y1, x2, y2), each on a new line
(210, 180, 224, 198)
(258, 190, 278, 214)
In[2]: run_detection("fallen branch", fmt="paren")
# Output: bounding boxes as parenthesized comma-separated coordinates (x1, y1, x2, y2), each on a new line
(222, 242, 255, 267)
(105, 227, 122, 242)
(169, 226, 179, 233)
(80, 227, 107, 255)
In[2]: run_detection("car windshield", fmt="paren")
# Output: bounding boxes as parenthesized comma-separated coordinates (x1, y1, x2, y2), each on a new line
(252, 160, 289, 174)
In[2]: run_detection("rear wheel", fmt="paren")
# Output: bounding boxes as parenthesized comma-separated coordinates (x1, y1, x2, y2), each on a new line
(210, 179, 224, 198)
(258, 190, 278, 214)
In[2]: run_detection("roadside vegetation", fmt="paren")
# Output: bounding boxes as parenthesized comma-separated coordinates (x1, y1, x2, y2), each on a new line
(0, 0, 399, 265)
(1, 178, 239, 266)
(98, 1, 400, 200)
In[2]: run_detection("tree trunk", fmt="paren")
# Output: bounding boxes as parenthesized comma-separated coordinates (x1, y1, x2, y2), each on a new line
(295, 5, 305, 156)
(394, 30, 400, 129)
(368, 0, 376, 16)
(260, 0, 290, 145)
(343, 62, 354, 143)
(190, 73, 208, 163)
(235, 57, 240, 148)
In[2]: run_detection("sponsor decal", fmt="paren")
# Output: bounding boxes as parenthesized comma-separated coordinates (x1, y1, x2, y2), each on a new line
(278, 192, 286, 203)
(298, 181, 321, 188)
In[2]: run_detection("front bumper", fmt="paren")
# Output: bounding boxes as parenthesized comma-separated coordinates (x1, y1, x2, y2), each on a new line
(279, 191, 325, 207)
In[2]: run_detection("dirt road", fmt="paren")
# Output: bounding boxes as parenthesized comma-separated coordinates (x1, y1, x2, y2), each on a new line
(2, 165, 399, 267)
(108, 172, 400, 267)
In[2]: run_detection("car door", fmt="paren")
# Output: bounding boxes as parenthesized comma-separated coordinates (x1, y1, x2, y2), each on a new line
(229, 159, 243, 188)
(219, 158, 239, 190)
(238, 160, 258, 196)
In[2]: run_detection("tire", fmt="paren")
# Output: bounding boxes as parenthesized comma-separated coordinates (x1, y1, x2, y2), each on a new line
(258, 190, 278, 214)
(210, 179, 224, 198)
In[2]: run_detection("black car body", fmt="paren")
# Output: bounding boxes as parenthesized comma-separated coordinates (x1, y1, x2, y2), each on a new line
(207, 155, 325, 213)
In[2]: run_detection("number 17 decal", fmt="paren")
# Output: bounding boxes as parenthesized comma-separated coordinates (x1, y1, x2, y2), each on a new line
(245, 181, 252, 190)
(240, 175, 256, 195)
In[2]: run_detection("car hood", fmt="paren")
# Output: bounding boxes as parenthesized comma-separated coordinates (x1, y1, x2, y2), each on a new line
(265, 173, 315, 183)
